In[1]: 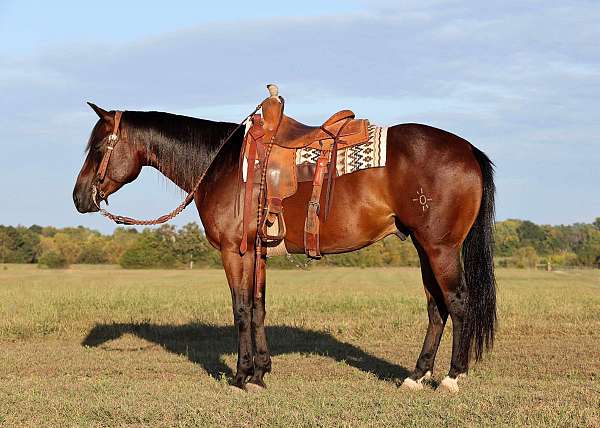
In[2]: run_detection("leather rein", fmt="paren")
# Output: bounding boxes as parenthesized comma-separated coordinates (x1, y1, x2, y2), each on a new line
(91, 105, 263, 225)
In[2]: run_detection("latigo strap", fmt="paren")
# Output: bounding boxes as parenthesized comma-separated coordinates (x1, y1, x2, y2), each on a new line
(239, 115, 264, 255)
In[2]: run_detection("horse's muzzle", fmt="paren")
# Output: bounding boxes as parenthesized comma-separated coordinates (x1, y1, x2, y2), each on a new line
(73, 186, 99, 213)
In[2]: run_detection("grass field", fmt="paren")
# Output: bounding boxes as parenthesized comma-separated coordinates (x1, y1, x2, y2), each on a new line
(0, 265, 598, 427)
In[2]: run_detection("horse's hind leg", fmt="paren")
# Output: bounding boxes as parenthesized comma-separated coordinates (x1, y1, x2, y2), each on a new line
(402, 241, 448, 390)
(421, 243, 469, 393)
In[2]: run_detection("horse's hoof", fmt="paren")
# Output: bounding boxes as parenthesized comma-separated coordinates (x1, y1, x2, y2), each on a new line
(438, 376, 460, 393)
(245, 382, 266, 394)
(401, 371, 431, 391)
(401, 378, 424, 390)
(228, 385, 246, 394)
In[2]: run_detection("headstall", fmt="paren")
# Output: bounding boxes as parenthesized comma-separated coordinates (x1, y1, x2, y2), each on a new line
(92, 111, 123, 207)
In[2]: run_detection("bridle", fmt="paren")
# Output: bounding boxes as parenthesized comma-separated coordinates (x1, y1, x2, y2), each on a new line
(91, 111, 123, 207)
(90, 105, 263, 225)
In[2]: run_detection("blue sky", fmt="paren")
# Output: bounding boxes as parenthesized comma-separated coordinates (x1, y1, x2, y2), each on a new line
(1, 0, 598, 233)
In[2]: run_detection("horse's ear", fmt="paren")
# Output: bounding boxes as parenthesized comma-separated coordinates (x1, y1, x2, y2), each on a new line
(87, 102, 112, 121)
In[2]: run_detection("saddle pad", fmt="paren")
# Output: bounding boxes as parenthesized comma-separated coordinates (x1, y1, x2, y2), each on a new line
(295, 125, 388, 176)
(242, 124, 388, 182)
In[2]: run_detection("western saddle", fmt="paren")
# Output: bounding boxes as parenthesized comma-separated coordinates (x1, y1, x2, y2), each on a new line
(240, 85, 370, 259)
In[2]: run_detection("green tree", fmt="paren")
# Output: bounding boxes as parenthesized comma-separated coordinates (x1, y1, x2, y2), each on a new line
(41, 226, 59, 237)
(105, 228, 139, 264)
(494, 219, 521, 256)
(517, 221, 548, 254)
(0, 226, 40, 263)
(77, 236, 109, 264)
(174, 223, 219, 267)
(119, 230, 176, 269)
(548, 251, 578, 267)
(575, 229, 600, 266)
(514, 246, 539, 269)
(29, 224, 43, 234)
(53, 233, 83, 264)
(0, 228, 12, 263)
(38, 250, 69, 269)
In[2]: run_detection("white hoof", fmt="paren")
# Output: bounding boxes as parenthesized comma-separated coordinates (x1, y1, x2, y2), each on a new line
(401, 371, 431, 391)
(438, 376, 460, 393)
(401, 377, 423, 390)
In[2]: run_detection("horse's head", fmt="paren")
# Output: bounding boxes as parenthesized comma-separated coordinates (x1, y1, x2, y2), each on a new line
(73, 103, 144, 213)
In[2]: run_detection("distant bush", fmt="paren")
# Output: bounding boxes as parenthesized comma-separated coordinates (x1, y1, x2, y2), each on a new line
(119, 230, 176, 269)
(0, 225, 41, 263)
(548, 252, 578, 267)
(77, 240, 109, 264)
(38, 251, 69, 269)
(514, 246, 539, 269)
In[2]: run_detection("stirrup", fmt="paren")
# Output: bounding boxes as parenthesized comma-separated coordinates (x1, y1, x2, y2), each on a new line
(259, 210, 287, 242)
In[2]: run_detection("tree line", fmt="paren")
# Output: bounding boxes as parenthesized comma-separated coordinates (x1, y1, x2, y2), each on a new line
(1, 218, 599, 269)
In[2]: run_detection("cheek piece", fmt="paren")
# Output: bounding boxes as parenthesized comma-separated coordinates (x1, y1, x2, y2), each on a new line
(92, 111, 123, 208)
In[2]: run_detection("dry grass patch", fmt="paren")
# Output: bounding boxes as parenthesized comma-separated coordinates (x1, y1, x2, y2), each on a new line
(0, 265, 598, 426)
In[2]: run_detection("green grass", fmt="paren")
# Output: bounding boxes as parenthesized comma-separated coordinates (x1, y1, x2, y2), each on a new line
(0, 265, 598, 427)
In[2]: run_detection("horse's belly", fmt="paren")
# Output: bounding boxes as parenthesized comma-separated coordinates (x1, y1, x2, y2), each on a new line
(282, 167, 397, 254)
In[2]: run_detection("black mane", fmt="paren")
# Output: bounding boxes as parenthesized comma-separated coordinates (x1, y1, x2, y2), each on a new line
(88, 110, 241, 190)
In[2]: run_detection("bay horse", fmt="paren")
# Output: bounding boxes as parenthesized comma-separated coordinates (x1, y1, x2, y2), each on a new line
(73, 103, 496, 393)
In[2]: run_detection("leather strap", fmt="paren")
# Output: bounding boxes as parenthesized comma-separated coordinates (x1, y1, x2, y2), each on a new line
(304, 151, 329, 258)
(96, 111, 123, 182)
(239, 115, 263, 255)
(320, 117, 351, 221)
(254, 97, 284, 301)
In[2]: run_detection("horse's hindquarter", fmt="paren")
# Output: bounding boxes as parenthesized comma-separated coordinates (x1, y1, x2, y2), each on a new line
(386, 124, 483, 247)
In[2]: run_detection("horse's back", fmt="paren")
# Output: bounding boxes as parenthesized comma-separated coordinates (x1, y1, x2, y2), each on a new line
(387, 123, 477, 163)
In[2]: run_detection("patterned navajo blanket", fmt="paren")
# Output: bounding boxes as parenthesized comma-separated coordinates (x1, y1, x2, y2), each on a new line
(242, 124, 388, 181)
(295, 125, 387, 175)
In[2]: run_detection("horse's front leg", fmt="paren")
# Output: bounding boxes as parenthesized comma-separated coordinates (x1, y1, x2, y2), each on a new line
(247, 251, 271, 390)
(221, 249, 255, 389)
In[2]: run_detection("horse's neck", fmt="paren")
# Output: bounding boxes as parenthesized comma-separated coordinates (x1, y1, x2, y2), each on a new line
(139, 129, 239, 194)
(143, 149, 192, 192)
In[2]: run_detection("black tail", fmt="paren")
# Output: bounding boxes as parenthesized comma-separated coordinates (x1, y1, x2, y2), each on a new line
(461, 146, 497, 362)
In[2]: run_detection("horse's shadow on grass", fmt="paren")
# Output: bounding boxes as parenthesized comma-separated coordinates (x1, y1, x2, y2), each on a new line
(82, 322, 410, 382)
